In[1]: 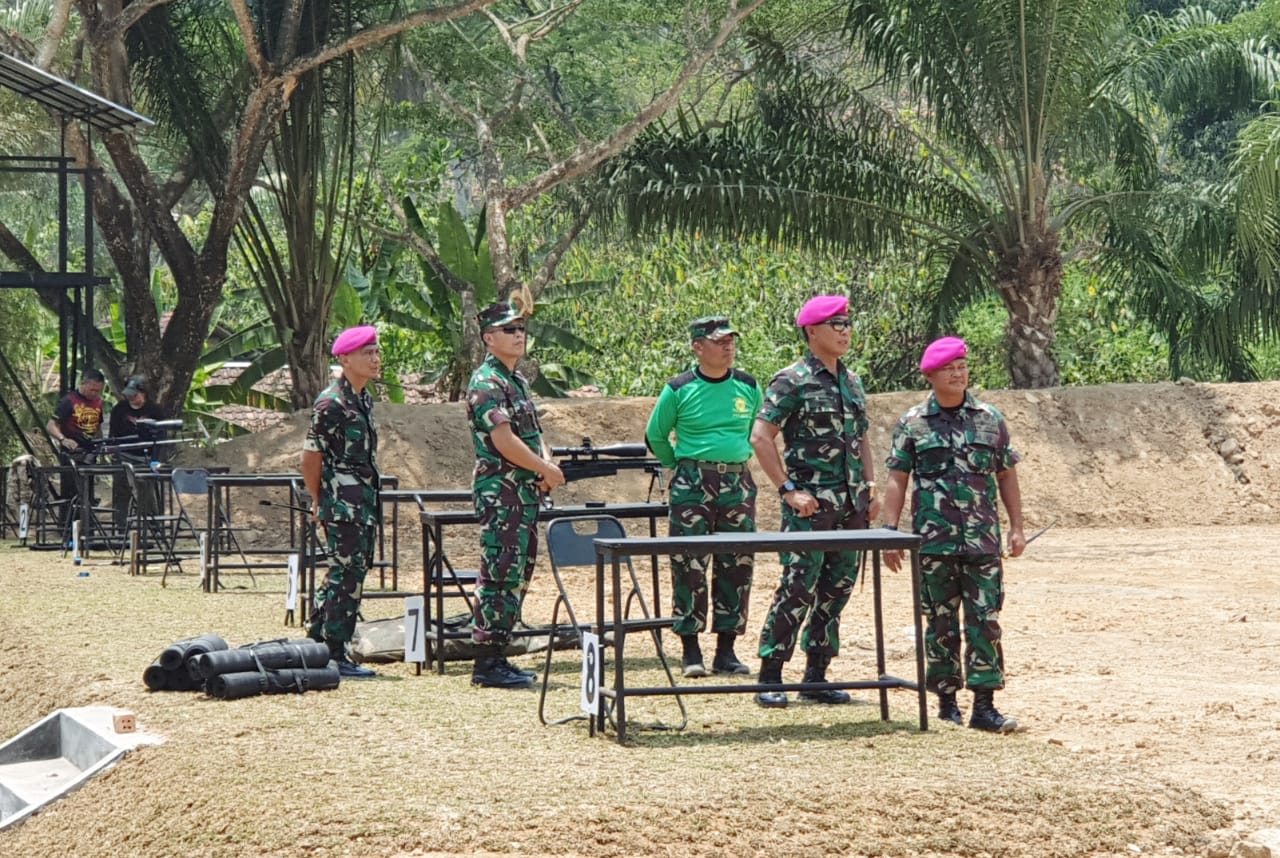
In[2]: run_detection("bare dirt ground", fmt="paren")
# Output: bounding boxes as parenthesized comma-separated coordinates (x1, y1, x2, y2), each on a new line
(2, 379, 1279, 857)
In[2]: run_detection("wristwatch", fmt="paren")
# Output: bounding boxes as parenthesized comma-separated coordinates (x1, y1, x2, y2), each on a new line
(778, 479, 797, 497)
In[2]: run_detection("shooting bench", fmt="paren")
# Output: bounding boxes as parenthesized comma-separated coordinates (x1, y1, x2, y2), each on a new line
(417, 501, 669, 674)
(589, 528, 928, 743)
(123, 463, 229, 576)
(375, 489, 473, 591)
(204, 472, 398, 592)
(69, 461, 130, 556)
(295, 486, 465, 626)
(202, 472, 309, 591)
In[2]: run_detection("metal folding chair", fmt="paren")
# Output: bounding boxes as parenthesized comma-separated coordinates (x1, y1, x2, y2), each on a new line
(164, 468, 252, 588)
(536, 515, 686, 731)
(117, 463, 181, 574)
(59, 454, 123, 558)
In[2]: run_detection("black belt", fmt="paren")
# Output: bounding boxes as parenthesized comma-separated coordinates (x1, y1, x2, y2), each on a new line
(677, 459, 748, 474)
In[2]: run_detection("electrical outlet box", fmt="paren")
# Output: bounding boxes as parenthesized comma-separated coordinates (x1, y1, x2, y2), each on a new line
(112, 713, 136, 734)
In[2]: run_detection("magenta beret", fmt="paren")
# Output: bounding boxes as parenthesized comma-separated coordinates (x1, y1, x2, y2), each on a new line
(919, 336, 967, 373)
(795, 295, 849, 327)
(331, 325, 378, 356)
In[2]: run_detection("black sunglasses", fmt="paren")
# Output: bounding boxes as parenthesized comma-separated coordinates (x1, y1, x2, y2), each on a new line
(499, 324, 527, 335)
(822, 319, 853, 332)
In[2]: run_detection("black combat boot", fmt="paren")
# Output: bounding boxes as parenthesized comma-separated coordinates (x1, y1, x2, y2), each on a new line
(328, 639, 376, 679)
(754, 657, 788, 708)
(472, 647, 534, 689)
(937, 691, 963, 726)
(797, 651, 851, 704)
(969, 688, 1017, 733)
(680, 635, 707, 678)
(711, 632, 750, 675)
(496, 653, 538, 679)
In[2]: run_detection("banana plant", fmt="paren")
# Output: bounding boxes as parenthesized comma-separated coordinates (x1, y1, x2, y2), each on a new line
(358, 200, 599, 400)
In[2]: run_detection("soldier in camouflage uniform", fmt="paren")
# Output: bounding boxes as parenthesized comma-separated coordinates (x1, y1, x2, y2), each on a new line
(302, 325, 382, 679)
(645, 315, 763, 678)
(880, 336, 1026, 732)
(466, 299, 565, 689)
(750, 295, 881, 709)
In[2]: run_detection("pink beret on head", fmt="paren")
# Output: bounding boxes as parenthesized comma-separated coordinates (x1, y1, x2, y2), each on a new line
(919, 336, 967, 373)
(795, 295, 850, 327)
(331, 325, 378, 356)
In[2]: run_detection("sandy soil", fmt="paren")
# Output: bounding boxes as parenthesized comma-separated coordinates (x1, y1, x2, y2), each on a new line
(2, 379, 1279, 857)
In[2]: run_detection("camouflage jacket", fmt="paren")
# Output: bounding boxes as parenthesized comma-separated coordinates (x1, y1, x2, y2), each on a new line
(466, 354, 544, 500)
(303, 375, 379, 525)
(758, 352, 871, 492)
(886, 391, 1020, 556)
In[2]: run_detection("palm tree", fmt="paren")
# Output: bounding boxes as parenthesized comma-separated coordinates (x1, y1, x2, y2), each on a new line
(611, 0, 1274, 387)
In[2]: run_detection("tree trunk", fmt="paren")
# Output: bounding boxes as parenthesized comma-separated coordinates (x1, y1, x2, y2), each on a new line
(284, 327, 333, 410)
(996, 226, 1064, 389)
(155, 271, 227, 415)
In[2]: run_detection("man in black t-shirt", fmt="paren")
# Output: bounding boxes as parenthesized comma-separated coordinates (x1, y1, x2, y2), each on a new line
(109, 376, 168, 527)
(46, 369, 106, 506)
(47, 369, 105, 453)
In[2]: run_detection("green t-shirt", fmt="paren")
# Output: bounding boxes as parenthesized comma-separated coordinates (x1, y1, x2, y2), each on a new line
(645, 368, 762, 468)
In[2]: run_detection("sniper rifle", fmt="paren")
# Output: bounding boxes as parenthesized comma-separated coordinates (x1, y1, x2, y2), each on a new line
(547, 437, 665, 505)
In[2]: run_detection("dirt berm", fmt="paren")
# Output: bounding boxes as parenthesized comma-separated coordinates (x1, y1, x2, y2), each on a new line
(188, 379, 1280, 531)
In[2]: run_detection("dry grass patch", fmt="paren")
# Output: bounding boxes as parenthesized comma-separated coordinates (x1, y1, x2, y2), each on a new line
(0, 544, 1233, 857)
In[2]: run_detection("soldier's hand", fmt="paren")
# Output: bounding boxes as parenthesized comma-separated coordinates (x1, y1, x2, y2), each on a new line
(867, 496, 882, 523)
(1006, 528, 1027, 559)
(883, 548, 904, 573)
(537, 462, 566, 492)
(784, 488, 818, 517)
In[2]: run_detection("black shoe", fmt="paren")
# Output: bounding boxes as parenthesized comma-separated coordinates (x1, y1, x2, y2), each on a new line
(969, 688, 1017, 733)
(334, 656, 377, 679)
(754, 657, 788, 708)
(937, 691, 963, 726)
(472, 652, 534, 689)
(498, 655, 538, 679)
(680, 635, 707, 678)
(712, 633, 750, 675)
(797, 651, 851, 705)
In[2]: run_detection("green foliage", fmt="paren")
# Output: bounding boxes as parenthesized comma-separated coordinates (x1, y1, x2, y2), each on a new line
(607, 0, 1278, 387)
(539, 234, 939, 395)
(955, 267, 1170, 389)
(358, 199, 596, 398)
(1053, 268, 1170, 384)
(392, 1, 716, 179)
(540, 244, 1193, 397)
(0, 290, 55, 461)
(366, 199, 496, 400)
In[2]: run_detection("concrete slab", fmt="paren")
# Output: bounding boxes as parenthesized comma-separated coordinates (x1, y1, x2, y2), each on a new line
(0, 706, 163, 829)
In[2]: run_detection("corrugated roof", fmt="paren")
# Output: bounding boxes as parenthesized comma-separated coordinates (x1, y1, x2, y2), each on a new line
(0, 53, 152, 132)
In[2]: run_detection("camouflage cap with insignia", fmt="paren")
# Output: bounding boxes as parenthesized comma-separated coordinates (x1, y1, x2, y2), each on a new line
(477, 301, 524, 330)
(689, 315, 738, 341)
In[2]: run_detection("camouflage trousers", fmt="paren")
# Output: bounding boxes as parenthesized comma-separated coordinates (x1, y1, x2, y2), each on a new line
(308, 520, 376, 646)
(472, 481, 539, 645)
(757, 490, 863, 661)
(668, 463, 757, 636)
(919, 553, 1004, 693)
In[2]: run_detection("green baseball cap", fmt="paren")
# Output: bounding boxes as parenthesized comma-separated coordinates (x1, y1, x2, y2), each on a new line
(477, 302, 524, 329)
(689, 315, 738, 341)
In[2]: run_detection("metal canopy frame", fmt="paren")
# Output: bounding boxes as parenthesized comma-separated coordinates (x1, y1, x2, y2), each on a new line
(0, 52, 153, 456)
(0, 53, 152, 133)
